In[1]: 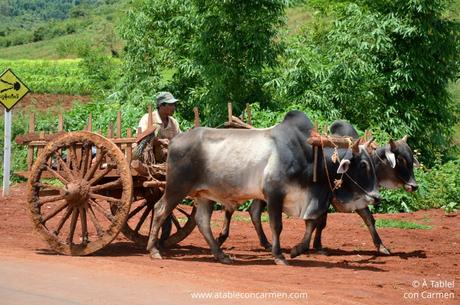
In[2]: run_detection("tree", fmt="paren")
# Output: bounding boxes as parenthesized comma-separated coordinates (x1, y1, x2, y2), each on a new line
(279, 0, 460, 165)
(119, 0, 288, 124)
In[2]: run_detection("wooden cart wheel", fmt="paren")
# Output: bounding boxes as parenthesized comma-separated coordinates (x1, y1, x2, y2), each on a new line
(27, 131, 133, 255)
(120, 188, 196, 248)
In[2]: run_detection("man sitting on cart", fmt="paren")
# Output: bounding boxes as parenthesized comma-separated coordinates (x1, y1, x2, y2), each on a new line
(138, 91, 181, 138)
(137, 91, 182, 243)
(137, 91, 181, 162)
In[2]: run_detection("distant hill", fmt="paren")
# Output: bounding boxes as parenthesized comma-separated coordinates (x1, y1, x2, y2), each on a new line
(0, 0, 99, 21)
(0, 0, 126, 59)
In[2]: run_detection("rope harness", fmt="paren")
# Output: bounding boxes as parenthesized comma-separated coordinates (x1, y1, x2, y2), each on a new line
(318, 135, 376, 198)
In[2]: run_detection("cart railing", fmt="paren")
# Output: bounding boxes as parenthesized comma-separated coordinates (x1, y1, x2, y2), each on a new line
(14, 106, 163, 179)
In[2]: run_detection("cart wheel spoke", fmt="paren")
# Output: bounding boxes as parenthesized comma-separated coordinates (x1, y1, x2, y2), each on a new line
(163, 205, 197, 248)
(79, 207, 89, 245)
(88, 164, 115, 186)
(52, 207, 73, 236)
(45, 165, 69, 184)
(84, 149, 106, 181)
(38, 194, 66, 207)
(34, 183, 64, 192)
(68, 144, 79, 174)
(134, 205, 153, 233)
(89, 193, 121, 204)
(41, 200, 69, 223)
(54, 151, 75, 180)
(90, 178, 121, 192)
(88, 205, 104, 237)
(89, 199, 115, 222)
(80, 144, 92, 178)
(176, 206, 193, 219)
(126, 199, 148, 220)
(171, 214, 182, 230)
(66, 208, 79, 245)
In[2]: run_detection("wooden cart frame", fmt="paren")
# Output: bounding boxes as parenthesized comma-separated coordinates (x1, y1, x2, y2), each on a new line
(16, 107, 196, 255)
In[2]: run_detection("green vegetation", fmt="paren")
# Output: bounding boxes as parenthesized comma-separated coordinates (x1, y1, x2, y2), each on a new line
(0, 59, 91, 94)
(119, 0, 287, 124)
(375, 218, 432, 230)
(229, 214, 270, 223)
(0, 0, 459, 213)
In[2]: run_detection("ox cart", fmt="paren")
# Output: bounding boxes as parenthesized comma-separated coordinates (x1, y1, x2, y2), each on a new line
(15, 104, 353, 256)
(15, 106, 199, 255)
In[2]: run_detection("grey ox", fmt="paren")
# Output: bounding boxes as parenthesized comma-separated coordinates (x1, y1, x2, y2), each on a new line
(146, 111, 380, 265)
(216, 120, 419, 256)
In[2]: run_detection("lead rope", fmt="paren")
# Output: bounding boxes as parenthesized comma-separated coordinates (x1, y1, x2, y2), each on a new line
(320, 135, 344, 192)
(320, 136, 376, 197)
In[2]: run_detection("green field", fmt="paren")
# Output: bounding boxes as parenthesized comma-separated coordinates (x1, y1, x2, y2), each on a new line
(0, 59, 93, 95)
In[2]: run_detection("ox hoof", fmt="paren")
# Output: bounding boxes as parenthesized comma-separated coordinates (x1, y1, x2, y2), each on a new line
(149, 249, 163, 260)
(378, 245, 391, 255)
(274, 257, 289, 266)
(216, 253, 233, 264)
(290, 246, 305, 259)
(262, 243, 273, 251)
(315, 248, 328, 256)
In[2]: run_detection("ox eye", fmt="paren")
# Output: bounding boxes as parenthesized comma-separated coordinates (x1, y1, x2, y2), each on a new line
(360, 160, 370, 173)
(398, 156, 407, 166)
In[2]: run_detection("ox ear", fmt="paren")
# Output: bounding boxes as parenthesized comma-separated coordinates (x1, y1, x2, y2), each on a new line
(385, 149, 396, 168)
(337, 159, 351, 174)
(352, 138, 361, 156)
(389, 139, 397, 152)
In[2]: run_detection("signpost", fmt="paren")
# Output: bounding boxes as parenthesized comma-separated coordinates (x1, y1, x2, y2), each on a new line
(0, 68, 30, 197)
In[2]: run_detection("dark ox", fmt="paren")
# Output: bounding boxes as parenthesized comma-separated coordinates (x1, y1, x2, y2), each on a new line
(146, 111, 380, 265)
(321, 120, 419, 254)
(220, 120, 419, 255)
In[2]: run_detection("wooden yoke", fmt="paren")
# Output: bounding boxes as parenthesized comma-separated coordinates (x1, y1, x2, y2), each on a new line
(308, 122, 354, 183)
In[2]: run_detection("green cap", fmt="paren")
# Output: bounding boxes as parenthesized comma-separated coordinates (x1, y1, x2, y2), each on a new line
(156, 92, 178, 107)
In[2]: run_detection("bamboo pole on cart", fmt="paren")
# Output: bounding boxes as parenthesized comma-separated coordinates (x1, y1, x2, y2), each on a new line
(193, 107, 200, 127)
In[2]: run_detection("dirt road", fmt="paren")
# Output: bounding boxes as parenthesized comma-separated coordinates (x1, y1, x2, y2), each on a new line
(1, 183, 459, 305)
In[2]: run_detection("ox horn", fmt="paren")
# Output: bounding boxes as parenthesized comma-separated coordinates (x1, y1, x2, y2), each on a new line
(401, 135, 408, 143)
(352, 138, 361, 155)
(362, 137, 375, 154)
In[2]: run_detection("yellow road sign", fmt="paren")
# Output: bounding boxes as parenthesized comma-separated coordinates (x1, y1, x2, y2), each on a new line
(0, 68, 30, 111)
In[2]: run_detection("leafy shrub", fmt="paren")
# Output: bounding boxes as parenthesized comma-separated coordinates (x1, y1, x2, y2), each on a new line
(77, 47, 121, 96)
(276, 0, 460, 167)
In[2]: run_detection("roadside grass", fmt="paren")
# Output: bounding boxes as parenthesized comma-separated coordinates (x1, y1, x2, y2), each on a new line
(375, 218, 432, 230)
(229, 214, 270, 223)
